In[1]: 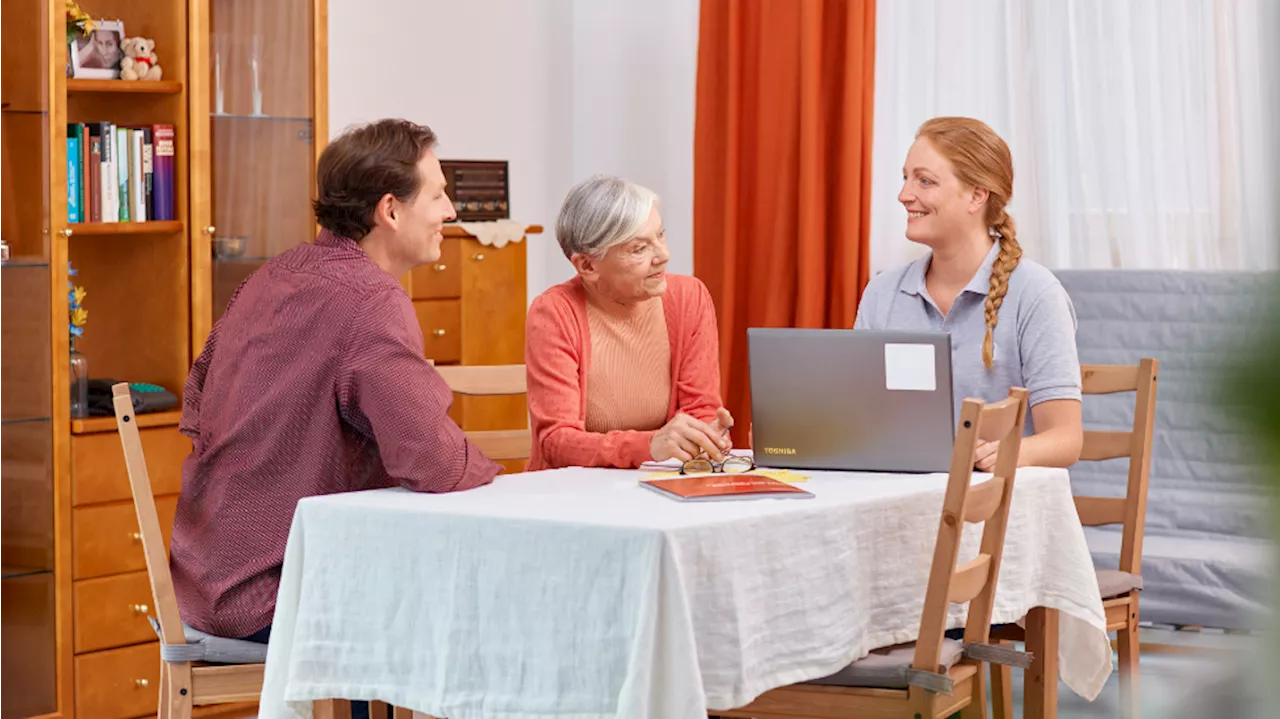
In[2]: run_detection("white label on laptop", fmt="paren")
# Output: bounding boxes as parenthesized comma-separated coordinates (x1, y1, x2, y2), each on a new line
(884, 343, 936, 391)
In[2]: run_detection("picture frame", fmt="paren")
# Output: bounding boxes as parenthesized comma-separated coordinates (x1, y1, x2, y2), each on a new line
(69, 19, 125, 80)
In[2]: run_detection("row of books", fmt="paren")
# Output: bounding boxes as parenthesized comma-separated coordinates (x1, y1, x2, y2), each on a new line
(66, 122, 176, 224)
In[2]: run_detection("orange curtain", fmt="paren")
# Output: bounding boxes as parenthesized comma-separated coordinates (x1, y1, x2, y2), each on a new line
(694, 0, 877, 442)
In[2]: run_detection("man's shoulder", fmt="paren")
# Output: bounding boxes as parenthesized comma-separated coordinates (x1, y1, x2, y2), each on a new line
(227, 244, 408, 325)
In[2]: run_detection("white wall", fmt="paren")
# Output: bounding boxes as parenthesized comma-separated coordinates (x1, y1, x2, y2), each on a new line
(567, 0, 700, 281)
(329, 0, 700, 304)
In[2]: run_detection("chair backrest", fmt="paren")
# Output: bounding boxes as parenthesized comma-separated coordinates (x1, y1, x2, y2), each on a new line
(111, 382, 187, 646)
(911, 387, 1029, 676)
(433, 364, 532, 462)
(1073, 359, 1159, 575)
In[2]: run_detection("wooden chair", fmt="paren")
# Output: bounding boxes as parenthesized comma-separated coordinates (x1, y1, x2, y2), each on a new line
(112, 383, 419, 719)
(991, 359, 1159, 719)
(434, 363, 532, 463)
(718, 388, 1030, 719)
(111, 383, 265, 719)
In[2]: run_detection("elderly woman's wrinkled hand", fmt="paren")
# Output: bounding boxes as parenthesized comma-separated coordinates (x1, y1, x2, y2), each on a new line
(650, 413, 732, 463)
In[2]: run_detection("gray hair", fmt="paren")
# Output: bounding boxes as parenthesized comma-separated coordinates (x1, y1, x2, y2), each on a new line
(555, 175, 659, 259)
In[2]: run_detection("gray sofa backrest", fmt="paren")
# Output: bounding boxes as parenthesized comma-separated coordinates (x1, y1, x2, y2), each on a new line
(1054, 270, 1276, 543)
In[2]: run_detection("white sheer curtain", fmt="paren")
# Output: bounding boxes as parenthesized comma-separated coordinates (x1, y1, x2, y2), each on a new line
(870, 0, 1280, 273)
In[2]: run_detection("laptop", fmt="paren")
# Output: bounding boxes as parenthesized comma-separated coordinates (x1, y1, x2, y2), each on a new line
(747, 328, 956, 473)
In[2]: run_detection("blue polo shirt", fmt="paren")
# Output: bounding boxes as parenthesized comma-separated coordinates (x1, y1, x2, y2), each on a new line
(854, 242, 1082, 433)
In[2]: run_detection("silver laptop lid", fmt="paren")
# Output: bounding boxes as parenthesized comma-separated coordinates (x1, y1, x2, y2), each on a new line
(748, 328, 955, 473)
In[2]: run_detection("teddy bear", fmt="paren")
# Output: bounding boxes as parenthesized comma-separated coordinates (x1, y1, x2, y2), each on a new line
(120, 37, 163, 81)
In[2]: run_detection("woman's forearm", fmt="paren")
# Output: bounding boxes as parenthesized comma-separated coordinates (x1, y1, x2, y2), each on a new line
(1016, 425, 1084, 468)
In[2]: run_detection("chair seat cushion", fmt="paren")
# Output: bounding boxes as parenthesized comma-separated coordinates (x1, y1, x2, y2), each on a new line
(1096, 568, 1144, 599)
(805, 639, 963, 689)
(149, 618, 268, 664)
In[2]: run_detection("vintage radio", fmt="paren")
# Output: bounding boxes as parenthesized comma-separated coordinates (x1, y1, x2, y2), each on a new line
(442, 160, 509, 221)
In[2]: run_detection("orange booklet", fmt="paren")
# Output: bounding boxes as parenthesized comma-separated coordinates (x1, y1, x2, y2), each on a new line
(640, 474, 814, 502)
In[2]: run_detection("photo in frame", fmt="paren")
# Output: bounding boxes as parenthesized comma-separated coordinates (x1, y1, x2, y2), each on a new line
(69, 19, 125, 79)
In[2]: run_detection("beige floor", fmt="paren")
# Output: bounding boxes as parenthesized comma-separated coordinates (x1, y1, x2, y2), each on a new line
(247, 627, 1268, 718)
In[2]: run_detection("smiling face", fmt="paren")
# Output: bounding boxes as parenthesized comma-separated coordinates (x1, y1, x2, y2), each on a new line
(381, 148, 456, 267)
(577, 206, 670, 303)
(898, 137, 988, 249)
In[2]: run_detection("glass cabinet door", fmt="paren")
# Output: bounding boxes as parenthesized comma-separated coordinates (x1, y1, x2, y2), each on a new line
(1, 1, 58, 717)
(210, 0, 317, 320)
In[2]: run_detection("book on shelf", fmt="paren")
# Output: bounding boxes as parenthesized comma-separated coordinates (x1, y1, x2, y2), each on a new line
(66, 134, 81, 223)
(65, 122, 174, 224)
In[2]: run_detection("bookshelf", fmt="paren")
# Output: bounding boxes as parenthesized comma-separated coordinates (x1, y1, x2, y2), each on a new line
(0, 0, 328, 717)
(68, 221, 184, 236)
(67, 80, 184, 95)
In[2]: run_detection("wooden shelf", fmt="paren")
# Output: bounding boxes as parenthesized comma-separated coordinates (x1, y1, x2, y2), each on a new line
(0, 255, 51, 268)
(72, 410, 181, 435)
(2, 565, 53, 581)
(69, 221, 184, 237)
(67, 79, 184, 95)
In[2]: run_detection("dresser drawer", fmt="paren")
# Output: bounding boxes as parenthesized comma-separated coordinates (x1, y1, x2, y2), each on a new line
(409, 238, 462, 299)
(73, 496, 178, 580)
(413, 299, 462, 363)
(73, 427, 190, 506)
(75, 642, 160, 719)
(74, 571, 156, 653)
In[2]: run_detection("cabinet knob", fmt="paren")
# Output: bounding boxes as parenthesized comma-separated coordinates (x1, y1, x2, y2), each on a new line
(129, 532, 142, 542)
(432, 329, 447, 337)
(204, 225, 216, 235)
(134, 679, 150, 689)
(131, 603, 150, 615)
(472, 253, 485, 262)
(59, 228, 73, 238)
(433, 263, 447, 272)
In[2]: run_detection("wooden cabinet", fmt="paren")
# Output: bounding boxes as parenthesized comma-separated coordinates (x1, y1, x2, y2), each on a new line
(74, 643, 162, 719)
(0, 0, 327, 715)
(404, 229, 539, 473)
(73, 572, 156, 654)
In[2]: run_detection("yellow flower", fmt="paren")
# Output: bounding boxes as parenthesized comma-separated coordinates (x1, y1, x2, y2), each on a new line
(73, 286, 87, 305)
(66, 2, 96, 33)
(71, 307, 88, 327)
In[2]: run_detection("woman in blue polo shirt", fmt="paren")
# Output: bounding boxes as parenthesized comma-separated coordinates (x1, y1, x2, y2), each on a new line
(855, 117, 1083, 470)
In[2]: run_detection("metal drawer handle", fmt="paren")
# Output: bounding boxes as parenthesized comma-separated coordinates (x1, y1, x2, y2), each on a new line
(131, 603, 149, 615)
(472, 253, 485, 262)
(134, 679, 150, 689)
(433, 329, 447, 337)
(433, 263, 447, 272)
(129, 532, 142, 542)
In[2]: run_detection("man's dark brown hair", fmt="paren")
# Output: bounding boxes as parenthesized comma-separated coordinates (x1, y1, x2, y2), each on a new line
(313, 119, 438, 240)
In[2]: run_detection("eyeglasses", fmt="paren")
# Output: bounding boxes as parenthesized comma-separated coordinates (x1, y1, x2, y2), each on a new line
(680, 426, 755, 475)
(681, 453, 756, 475)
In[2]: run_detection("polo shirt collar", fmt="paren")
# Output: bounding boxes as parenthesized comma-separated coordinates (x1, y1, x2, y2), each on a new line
(899, 241, 1003, 298)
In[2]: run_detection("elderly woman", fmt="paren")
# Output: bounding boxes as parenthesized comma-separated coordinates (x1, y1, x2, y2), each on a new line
(525, 175, 734, 470)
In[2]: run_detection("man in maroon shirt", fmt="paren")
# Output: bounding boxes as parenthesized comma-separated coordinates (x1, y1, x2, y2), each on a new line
(170, 119, 501, 650)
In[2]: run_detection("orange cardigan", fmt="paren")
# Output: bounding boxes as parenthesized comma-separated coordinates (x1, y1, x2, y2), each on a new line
(525, 274, 724, 470)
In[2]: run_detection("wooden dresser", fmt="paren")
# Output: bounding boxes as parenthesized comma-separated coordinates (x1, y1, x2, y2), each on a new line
(402, 226, 539, 474)
(68, 415, 187, 719)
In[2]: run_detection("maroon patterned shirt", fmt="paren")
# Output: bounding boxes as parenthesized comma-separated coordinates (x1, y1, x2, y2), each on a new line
(171, 230, 500, 638)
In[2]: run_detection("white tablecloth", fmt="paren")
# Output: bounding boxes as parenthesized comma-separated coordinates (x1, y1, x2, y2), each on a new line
(259, 467, 1111, 719)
